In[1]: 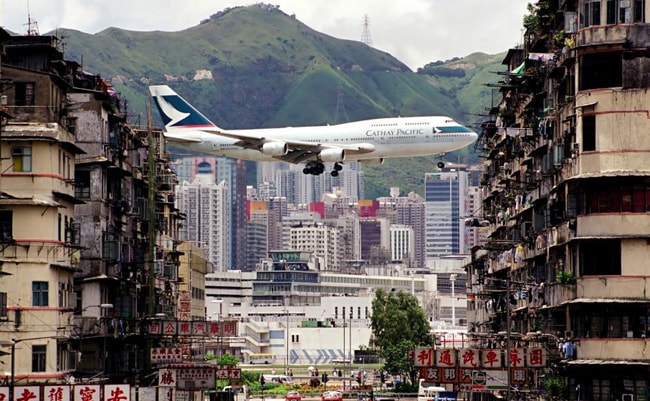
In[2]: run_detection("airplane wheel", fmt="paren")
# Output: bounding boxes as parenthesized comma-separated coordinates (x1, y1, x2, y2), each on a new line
(303, 168, 311, 175)
(334, 163, 343, 171)
(437, 161, 445, 169)
(331, 170, 339, 177)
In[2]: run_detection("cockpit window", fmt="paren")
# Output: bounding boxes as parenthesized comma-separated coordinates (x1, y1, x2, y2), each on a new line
(435, 126, 473, 133)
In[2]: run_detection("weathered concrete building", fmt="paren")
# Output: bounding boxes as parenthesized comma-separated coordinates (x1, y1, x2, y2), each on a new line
(0, 29, 186, 388)
(468, 1, 650, 400)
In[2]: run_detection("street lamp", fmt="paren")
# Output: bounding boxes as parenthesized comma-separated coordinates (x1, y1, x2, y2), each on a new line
(80, 303, 114, 314)
(210, 300, 223, 356)
(450, 274, 457, 326)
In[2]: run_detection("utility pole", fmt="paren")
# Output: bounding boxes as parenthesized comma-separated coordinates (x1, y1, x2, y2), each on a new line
(144, 97, 157, 382)
(506, 276, 511, 401)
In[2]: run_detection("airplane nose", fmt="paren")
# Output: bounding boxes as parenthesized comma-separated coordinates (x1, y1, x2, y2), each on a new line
(468, 130, 479, 143)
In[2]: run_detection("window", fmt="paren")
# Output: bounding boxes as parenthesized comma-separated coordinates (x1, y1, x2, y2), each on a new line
(32, 281, 49, 307)
(15, 82, 35, 106)
(12, 146, 32, 172)
(633, 0, 645, 22)
(583, 0, 602, 26)
(580, 52, 623, 90)
(607, 0, 646, 23)
(75, 170, 91, 199)
(582, 115, 596, 151)
(32, 345, 46, 372)
(0, 211, 12, 241)
(580, 239, 621, 275)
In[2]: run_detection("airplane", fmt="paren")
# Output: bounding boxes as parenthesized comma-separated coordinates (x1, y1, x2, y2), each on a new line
(148, 85, 478, 177)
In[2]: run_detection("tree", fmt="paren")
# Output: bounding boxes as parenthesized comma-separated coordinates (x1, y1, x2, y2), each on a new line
(206, 353, 239, 367)
(370, 288, 434, 384)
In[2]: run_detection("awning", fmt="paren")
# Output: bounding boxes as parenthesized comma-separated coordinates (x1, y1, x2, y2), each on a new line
(0, 197, 61, 207)
(568, 298, 649, 304)
(566, 359, 650, 366)
(511, 61, 526, 76)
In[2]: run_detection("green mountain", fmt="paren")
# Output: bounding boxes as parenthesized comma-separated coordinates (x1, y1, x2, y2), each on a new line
(54, 4, 507, 199)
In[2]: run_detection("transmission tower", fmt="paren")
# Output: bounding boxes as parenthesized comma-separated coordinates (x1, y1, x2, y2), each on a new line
(334, 84, 349, 124)
(361, 14, 373, 47)
(25, 0, 40, 36)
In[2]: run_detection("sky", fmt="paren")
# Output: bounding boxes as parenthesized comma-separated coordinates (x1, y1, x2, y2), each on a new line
(0, 0, 531, 70)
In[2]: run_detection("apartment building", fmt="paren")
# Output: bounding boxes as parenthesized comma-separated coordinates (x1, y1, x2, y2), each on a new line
(467, 1, 650, 400)
(0, 32, 82, 384)
(0, 29, 187, 388)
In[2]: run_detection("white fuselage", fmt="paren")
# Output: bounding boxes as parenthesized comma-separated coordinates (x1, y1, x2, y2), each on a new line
(167, 116, 477, 163)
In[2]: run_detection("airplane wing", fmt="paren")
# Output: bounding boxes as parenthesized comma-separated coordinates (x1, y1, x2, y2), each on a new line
(201, 128, 375, 163)
(163, 132, 204, 143)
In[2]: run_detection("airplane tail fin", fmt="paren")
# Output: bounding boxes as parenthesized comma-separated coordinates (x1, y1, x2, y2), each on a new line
(148, 85, 219, 131)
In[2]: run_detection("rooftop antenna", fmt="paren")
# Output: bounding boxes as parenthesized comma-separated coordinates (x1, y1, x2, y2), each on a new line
(361, 14, 373, 47)
(25, 0, 40, 36)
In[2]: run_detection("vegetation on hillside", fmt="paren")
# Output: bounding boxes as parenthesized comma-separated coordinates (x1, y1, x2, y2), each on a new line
(53, 3, 508, 198)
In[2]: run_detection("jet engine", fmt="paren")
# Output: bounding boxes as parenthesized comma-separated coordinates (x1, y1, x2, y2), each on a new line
(319, 148, 346, 162)
(261, 141, 288, 156)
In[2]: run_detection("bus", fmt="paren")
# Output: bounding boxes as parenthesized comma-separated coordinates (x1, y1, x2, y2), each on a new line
(246, 353, 276, 364)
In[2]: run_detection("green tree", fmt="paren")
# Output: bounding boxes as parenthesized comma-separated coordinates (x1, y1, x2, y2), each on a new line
(370, 289, 434, 384)
(206, 353, 239, 366)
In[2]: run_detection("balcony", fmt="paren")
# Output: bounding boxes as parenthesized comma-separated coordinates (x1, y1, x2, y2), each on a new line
(576, 24, 650, 49)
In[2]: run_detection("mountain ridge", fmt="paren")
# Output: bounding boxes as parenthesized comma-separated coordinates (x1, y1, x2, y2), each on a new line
(50, 3, 507, 198)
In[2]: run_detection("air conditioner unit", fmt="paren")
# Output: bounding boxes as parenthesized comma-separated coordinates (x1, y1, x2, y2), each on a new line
(11, 147, 23, 156)
(622, 394, 634, 401)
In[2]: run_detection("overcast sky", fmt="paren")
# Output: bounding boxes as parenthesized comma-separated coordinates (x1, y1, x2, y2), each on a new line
(1, 0, 530, 70)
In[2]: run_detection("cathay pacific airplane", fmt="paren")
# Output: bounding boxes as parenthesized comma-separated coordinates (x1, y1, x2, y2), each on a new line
(148, 85, 478, 176)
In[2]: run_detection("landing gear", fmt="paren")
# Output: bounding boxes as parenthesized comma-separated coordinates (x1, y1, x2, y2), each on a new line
(437, 161, 445, 169)
(302, 162, 344, 176)
(331, 163, 343, 177)
(303, 161, 326, 175)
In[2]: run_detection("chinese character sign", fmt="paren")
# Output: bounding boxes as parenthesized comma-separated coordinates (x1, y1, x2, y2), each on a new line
(15, 386, 40, 401)
(458, 348, 479, 368)
(103, 384, 129, 401)
(209, 321, 221, 336)
(178, 322, 191, 335)
(151, 347, 183, 363)
(74, 384, 100, 401)
(418, 367, 440, 382)
(163, 321, 177, 335)
(222, 321, 237, 336)
(436, 349, 457, 367)
(480, 349, 502, 368)
(45, 386, 70, 401)
(509, 348, 525, 368)
(526, 347, 546, 367)
(413, 347, 434, 367)
(148, 321, 162, 335)
(193, 322, 207, 336)
(159, 369, 177, 387)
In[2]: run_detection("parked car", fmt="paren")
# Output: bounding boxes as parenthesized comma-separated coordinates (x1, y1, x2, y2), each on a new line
(286, 392, 302, 401)
(322, 391, 343, 401)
